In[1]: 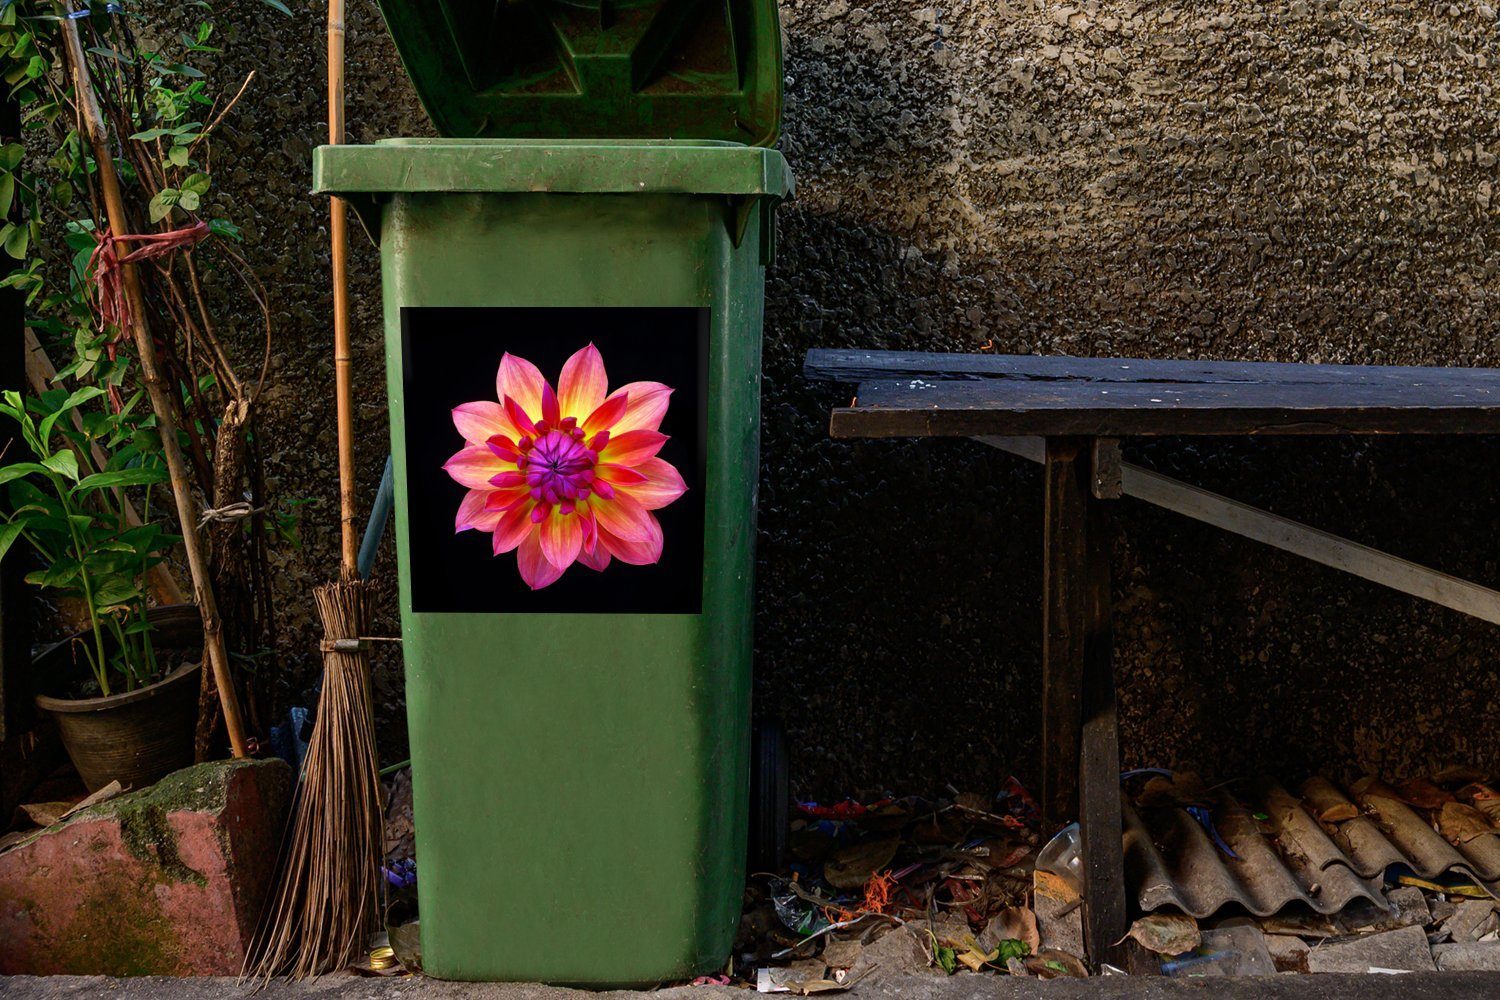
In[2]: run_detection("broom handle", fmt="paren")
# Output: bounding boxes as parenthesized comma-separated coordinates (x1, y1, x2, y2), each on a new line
(61, 9, 248, 759)
(329, 0, 358, 578)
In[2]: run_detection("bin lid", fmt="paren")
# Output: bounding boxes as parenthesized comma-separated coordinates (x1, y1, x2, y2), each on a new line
(314, 139, 792, 198)
(373, 0, 784, 145)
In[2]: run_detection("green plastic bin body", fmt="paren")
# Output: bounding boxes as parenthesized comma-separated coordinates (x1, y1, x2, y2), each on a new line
(315, 139, 790, 984)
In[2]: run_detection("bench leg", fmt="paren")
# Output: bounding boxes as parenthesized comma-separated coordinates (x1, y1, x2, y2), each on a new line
(1042, 437, 1127, 968)
(1041, 438, 1086, 832)
(1079, 493, 1127, 966)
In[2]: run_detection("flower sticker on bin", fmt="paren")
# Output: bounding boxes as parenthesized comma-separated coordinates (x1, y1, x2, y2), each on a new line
(443, 344, 687, 590)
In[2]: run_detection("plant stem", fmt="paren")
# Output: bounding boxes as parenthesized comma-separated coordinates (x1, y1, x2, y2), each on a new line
(59, 483, 110, 696)
(23, 329, 186, 605)
(61, 7, 246, 756)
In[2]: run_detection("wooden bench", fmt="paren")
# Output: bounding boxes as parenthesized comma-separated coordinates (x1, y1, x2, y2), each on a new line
(805, 348, 1500, 967)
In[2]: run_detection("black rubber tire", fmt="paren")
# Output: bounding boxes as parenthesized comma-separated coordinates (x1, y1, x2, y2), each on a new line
(748, 719, 789, 873)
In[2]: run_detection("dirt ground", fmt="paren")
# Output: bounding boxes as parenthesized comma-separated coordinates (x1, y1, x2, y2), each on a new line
(4, 973, 1500, 1000)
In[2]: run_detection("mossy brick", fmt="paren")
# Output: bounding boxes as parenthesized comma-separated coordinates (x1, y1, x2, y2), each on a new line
(0, 758, 291, 976)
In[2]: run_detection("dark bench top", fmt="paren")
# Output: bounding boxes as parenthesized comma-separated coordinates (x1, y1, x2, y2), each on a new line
(804, 349, 1500, 438)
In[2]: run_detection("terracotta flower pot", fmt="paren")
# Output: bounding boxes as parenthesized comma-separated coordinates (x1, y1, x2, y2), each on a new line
(33, 604, 203, 792)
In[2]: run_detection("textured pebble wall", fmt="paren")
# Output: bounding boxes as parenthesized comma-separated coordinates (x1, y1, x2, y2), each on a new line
(193, 0, 1500, 794)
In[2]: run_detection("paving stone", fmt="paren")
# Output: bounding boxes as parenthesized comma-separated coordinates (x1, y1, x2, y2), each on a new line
(1433, 942, 1500, 971)
(1265, 933, 1311, 973)
(821, 939, 863, 969)
(0, 759, 291, 975)
(1441, 900, 1498, 944)
(1383, 887, 1432, 929)
(1429, 898, 1458, 925)
(848, 926, 943, 981)
(1305, 924, 1437, 974)
(1032, 870, 1085, 958)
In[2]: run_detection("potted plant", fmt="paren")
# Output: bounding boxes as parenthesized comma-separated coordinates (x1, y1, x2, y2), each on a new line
(0, 385, 198, 791)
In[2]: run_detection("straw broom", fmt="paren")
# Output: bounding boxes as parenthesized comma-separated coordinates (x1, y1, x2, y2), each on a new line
(244, 0, 383, 977)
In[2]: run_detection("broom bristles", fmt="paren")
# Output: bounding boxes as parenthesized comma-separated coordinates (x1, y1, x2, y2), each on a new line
(244, 579, 383, 980)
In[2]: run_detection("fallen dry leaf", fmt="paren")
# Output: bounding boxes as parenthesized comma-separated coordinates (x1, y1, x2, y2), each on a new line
(1352, 776, 1405, 805)
(1136, 772, 1214, 808)
(1433, 765, 1489, 787)
(60, 780, 124, 820)
(955, 945, 989, 973)
(1026, 949, 1088, 978)
(16, 780, 124, 828)
(1302, 777, 1360, 824)
(980, 906, 1040, 956)
(1459, 783, 1500, 824)
(824, 837, 899, 890)
(1123, 913, 1200, 956)
(1136, 776, 1178, 807)
(18, 801, 70, 828)
(1317, 802, 1359, 823)
(1395, 778, 1454, 811)
(1438, 801, 1495, 845)
(975, 838, 1031, 871)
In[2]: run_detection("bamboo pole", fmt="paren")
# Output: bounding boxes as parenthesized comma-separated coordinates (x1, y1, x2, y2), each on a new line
(328, 0, 358, 577)
(23, 328, 187, 607)
(246, 11, 383, 975)
(61, 9, 248, 758)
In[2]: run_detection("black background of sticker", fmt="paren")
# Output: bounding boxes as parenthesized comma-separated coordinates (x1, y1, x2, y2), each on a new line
(401, 306, 708, 614)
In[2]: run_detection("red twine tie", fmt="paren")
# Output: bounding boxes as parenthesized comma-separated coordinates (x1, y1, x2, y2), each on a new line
(86, 220, 211, 410)
(88, 219, 210, 343)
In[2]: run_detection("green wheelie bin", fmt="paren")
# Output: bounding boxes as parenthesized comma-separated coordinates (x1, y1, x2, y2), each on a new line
(312, 0, 791, 985)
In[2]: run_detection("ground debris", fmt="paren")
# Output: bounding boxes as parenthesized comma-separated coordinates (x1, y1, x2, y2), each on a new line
(741, 783, 1064, 986)
(1161, 925, 1275, 977)
(1264, 933, 1310, 973)
(1433, 941, 1500, 971)
(1306, 924, 1437, 973)
(1032, 868, 1085, 956)
(1441, 899, 1498, 943)
(1124, 912, 1200, 956)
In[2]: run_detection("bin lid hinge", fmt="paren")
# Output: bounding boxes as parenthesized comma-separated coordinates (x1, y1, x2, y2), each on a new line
(726, 194, 780, 266)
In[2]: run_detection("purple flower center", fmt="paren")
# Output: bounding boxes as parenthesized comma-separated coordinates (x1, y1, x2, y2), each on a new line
(518, 426, 597, 512)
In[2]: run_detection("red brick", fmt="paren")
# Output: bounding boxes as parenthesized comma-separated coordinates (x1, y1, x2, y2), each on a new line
(0, 758, 291, 975)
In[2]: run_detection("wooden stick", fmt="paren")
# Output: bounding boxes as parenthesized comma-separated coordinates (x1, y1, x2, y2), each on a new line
(1041, 439, 1085, 833)
(976, 435, 1500, 626)
(61, 9, 247, 758)
(24, 328, 186, 607)
(328, 0, 358, 577)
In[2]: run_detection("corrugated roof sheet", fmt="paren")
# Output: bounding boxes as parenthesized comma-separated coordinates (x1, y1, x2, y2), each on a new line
(1124, 776, 1500, 920)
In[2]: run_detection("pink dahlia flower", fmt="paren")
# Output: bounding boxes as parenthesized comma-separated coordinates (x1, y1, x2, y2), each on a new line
(443, 344, 687, 590)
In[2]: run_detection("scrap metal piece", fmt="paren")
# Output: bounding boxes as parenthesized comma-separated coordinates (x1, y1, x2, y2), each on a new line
(1342, 779, 1500, 889)
(1127, 775, 1500, 921)
(1125, 795, 1384, 919)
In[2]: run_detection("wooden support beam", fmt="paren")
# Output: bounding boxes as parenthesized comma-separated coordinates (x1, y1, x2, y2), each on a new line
(1121, 465, 1500, 625)
(1040, 436, 1128, 968)
(976, 436, 1500, 627)
(1079, 492, 1127, 965)
(1041, 438, 1086, 833)
(976, 435, 1044, 462)
(1091, 438, 1122, 500)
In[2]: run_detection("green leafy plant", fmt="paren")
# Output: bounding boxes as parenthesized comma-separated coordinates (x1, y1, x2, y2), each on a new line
(0, 386, 178, 695)
(0, 1, 293, 745)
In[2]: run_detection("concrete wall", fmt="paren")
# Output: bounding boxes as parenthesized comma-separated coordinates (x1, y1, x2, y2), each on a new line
(206, 0, 1500, 794)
